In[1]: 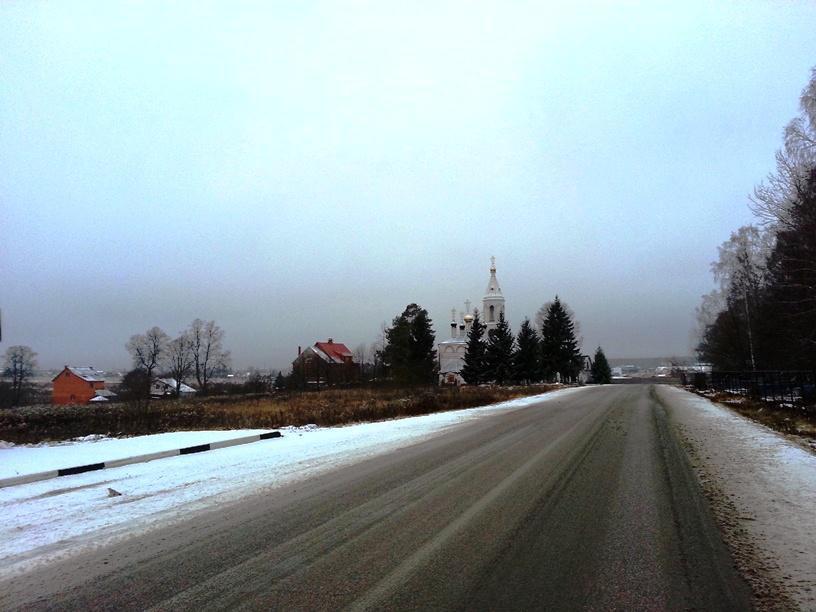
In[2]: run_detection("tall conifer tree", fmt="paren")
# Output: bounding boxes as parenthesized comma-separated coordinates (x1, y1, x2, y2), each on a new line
(590, 346, 612, 384)
(383, 303, 437, 385)
(409, 306, 438, 383)
(513, 318, 540, 384)
(461, 310, 487, 384)
(485, 311, 515, 385)
(540, 296, 583, 382)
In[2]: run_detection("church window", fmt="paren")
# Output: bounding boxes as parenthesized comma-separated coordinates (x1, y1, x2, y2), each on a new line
(489, 305, 495, 322)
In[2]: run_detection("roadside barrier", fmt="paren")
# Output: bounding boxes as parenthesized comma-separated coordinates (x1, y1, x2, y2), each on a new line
(0, 431, 282, 489)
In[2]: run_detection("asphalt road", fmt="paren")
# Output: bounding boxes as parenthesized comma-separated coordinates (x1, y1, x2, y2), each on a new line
(1, 385, 752, 611)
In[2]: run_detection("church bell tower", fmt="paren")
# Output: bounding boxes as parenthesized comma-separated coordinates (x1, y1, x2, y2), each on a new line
(483, 256, 505, 332)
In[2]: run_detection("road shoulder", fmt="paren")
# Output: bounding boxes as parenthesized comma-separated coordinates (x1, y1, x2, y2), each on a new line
(658, 385, 816, 611)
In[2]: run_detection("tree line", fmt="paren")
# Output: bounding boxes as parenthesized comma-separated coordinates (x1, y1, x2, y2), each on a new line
(1, 297, 614, 408)
(379, 299, 612, 386)
(0, 319, 238, 407)
(123, 319, 231, 398)
(697, 68, 816, 372)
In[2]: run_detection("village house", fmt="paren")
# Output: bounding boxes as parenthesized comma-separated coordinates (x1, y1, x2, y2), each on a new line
(52, 366, 117, 405)
(292, 339, 359, 387)
(151, 378, 197, 398)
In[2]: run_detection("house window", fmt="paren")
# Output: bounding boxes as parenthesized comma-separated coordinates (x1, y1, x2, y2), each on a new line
(489, 305, 495, 322)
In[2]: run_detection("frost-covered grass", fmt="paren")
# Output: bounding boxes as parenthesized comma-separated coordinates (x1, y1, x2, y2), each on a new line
(688, 388, 816, 445)
(0, 385, 558, 444)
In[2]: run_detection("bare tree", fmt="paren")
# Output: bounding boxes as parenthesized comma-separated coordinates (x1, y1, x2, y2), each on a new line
(750, 149, 807, 229)
(353, 343, 368, 365)
(189, 319, 230, 395)
(2, 345, 37, 406)
(126, 326, 169, 383)
(704, 225, 773, 370)
(711, 225, 772, 293)
(353, 342, 369, 382)
(750, 68, 816, 228)
(166, 332, 196, 396)
(369, 321, 388, 381)
(693, 289, 725, 347)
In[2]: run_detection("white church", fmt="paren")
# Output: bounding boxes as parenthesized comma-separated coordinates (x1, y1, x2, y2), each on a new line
(438, 257, 505, 385)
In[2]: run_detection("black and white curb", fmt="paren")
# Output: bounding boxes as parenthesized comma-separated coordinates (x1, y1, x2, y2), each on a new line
(0, 431, 282, 490)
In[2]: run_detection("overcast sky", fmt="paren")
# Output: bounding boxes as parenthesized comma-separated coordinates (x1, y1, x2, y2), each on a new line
(2, 1, 816, 371)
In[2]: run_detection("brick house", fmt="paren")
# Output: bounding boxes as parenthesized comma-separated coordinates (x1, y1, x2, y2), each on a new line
(292, 339, 360, 387)
(52, 366, 116, 405)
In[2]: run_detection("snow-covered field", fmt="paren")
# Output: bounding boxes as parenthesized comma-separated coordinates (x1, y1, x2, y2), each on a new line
(0, 389, 581, 577)
(660, 386, 816, 610)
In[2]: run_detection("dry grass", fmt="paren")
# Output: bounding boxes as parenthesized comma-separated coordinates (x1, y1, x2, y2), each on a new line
(0, 385, 560, 444)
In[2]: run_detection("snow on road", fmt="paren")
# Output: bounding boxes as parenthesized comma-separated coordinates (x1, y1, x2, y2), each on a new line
(0, 388, 582, 577)
(660, 386, 816, 610)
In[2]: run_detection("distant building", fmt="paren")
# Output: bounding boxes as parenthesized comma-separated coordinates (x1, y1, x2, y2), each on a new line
(439, 257, 506, 385)
(52, 366, 117, 405)
(151, 378, 197, 397)
(438, 319, 469, 385)
(292, 339, 360, 387)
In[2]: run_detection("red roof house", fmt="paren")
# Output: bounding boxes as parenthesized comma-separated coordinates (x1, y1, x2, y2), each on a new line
(52, 366, 116, 405)
(313, 341, 354, 364)
(292, 339, 359, 387)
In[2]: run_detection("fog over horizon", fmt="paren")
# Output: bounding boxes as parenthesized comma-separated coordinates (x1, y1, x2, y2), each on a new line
(2, 2, 816, 372)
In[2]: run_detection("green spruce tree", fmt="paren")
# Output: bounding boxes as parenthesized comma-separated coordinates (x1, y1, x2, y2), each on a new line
(382, 303, 437, 385)
(540, 296, 583, 383)
(383, 309, 411, 383)
(409, 306, 437, 384)
(485, 311, 515, 385)
(461, 310, 487, 384)
(512, 318, 540, 384)
(590, 346, 612, 384)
